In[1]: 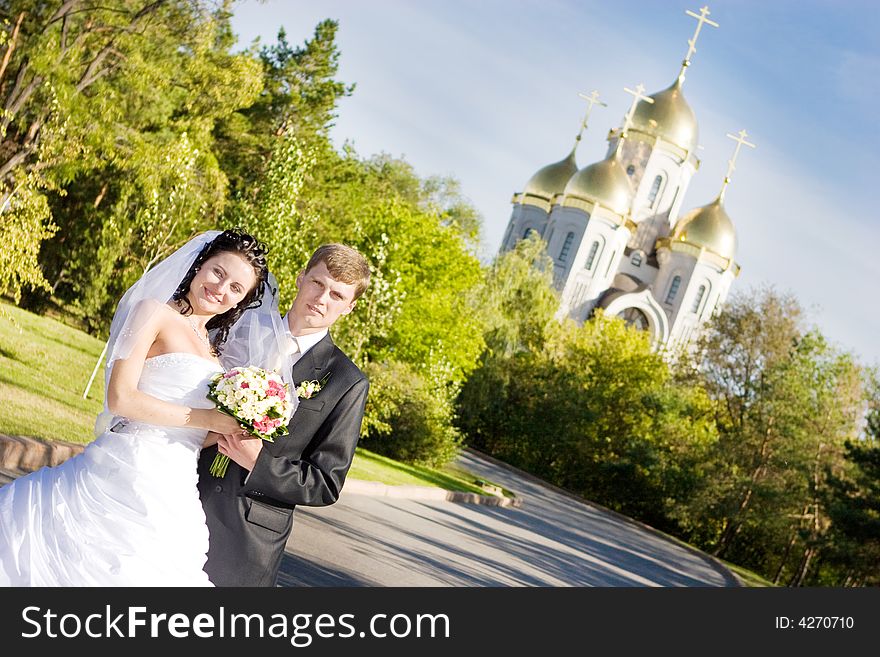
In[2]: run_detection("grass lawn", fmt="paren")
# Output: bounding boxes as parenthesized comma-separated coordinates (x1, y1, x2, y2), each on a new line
(721, 560, 776, 587)
(0, 301, 106, 444)
(349, 447, 511, 496)
(0, 301, 497, 494)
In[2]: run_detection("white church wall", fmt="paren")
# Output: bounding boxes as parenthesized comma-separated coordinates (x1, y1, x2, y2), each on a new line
(544, 205, 588, 287)
(667, 257, 737, 349)
(504, 203, 551, 251)
(558, 208, 630, 319)
(616, 249, 658, 287)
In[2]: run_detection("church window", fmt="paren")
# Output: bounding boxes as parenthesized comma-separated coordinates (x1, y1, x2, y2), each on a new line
(626, 164, 635, 176)
(584, 241, 600, 270)
(665, 275, 681, 304)
(523, 227, 537, 240)
(647, 174, 664, 205)
(604, 250, 617, 276)
(559, 232, 575, 263)
(691, 285, 706, 313)
(631, 252, 642, 267)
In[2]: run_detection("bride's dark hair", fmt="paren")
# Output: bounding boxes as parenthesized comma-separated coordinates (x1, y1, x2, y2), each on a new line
(172, 228, 269, 356)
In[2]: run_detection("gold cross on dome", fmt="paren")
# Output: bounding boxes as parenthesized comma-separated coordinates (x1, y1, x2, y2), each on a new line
(683, 5, 719, 63)
(574, 90, 607, 143)
(621, 83, 654, 136)
(720, 128, 756, 200)
(678, 5, 719, 83)
(612, 84, 654, 155)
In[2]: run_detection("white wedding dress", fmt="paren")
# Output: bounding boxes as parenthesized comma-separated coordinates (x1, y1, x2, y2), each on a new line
(0, 352, 221, 587)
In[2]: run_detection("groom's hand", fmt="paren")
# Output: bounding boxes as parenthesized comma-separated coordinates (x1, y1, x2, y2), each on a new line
(216, 432, 263, 472)
(202, 430, 221, 448)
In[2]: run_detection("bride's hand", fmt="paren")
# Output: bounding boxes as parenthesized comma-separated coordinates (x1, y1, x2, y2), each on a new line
(211, 411, 248, 437)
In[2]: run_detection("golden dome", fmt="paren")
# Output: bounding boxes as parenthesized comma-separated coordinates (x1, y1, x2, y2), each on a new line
(522, 149, 578, 200)
(631, 78, 699, 152)
(672, 196, 737, 259)
(563, 155, 632, 215)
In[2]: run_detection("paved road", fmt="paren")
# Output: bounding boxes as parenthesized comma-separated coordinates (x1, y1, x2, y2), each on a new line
(278, 450, 738, 587)
(2, 448, 737, 587)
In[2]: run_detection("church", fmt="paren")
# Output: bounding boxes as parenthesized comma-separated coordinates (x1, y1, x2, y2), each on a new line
(499, 6, 753, 352)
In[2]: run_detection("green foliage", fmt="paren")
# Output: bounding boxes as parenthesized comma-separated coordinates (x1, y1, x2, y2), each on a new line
(0, 176, 55, 301)
(361, 360, 463, 467)
(681, 287, 866, 584)
(459, 263, 717, 531)
(214, 19, 353, 198)
(473, 233, 559, 357)
(821, 373, 880, 586)
(284, 144, 485, 466)
(227, 132, 319, 310)
(455, 234, 559, 455)
(298, 147, 485, 381)
(7, 1, 263, 327)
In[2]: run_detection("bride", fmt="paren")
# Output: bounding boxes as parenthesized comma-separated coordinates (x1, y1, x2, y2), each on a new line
(0, 228, 286, 586)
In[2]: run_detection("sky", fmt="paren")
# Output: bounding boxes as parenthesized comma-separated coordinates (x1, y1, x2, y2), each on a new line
(230, 0, 880, 366)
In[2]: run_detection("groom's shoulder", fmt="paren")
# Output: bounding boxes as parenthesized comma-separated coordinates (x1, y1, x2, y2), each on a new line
(326, 341, 366, 385)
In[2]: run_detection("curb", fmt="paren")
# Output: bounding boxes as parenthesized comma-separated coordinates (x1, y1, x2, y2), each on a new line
(0, 434, 521, 508)
(0, 434, 84, 473)
(341, 478, 522, 507)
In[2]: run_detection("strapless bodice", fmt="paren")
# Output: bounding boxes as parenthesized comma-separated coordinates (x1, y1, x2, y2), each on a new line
(138, 352, 222, 404)
(107, 352, 223, 452)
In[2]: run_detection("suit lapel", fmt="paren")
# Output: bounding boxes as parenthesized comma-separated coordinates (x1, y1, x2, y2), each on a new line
(291, 333, 335, 385)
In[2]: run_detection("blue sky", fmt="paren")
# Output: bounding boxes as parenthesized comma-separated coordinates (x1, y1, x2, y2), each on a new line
(231, 0, 880, 366)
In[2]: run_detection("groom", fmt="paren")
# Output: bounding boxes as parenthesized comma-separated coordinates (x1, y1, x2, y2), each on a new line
(197, 243, 371, 586)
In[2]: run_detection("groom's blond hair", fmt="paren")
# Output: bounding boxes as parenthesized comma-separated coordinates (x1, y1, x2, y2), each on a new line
(304, 244, 371, 300)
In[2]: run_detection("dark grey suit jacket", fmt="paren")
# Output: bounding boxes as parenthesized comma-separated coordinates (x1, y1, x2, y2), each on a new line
(197, 332, 368, 586)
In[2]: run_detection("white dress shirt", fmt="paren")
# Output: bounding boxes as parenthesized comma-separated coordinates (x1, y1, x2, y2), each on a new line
(282, 311, 328, 365)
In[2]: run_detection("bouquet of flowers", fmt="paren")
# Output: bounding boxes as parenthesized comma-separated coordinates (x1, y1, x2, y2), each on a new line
(207, 365, 295, 478)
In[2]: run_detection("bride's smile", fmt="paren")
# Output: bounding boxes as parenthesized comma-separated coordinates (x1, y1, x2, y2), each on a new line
(189, 252, 257, 315)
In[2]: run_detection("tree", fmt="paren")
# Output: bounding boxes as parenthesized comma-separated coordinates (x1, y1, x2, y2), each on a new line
(769, 332, 863, 585)
(213, 19, 353, 199)
(455, 234, 559, 454)
(361, 359, 463, 467)
(457, 248, 718, 530)
(822, 372, 880, 586)
(682, 287, 865, 583)
(227, 131, 319, 311)
(6, 1, 264, 326)
(680, 287, 804, 559)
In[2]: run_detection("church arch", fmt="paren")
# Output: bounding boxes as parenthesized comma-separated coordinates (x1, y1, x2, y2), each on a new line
(603, 289, 670, 346)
